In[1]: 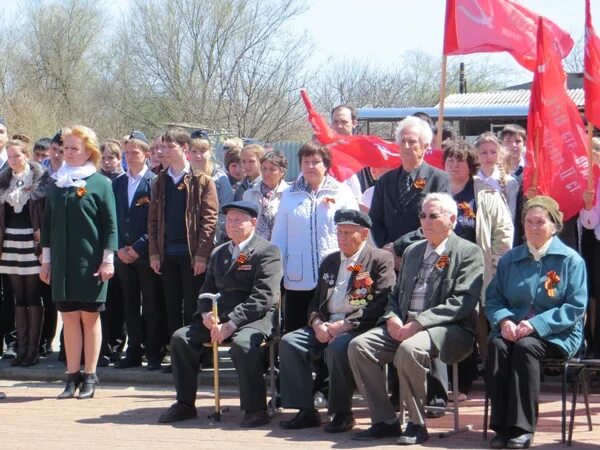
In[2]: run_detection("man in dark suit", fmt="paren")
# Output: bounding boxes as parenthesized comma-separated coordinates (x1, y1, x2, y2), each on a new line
(158, 200, 283, 428)
(369, 115, 449, 250)
(278, 209, 395, 433)
(349, 193, 483, 445)
(113, 131, 165, 369)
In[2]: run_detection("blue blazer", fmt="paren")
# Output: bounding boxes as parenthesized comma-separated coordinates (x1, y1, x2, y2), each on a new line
(112, 169, 156, 259)
(485, 236, 587, 357)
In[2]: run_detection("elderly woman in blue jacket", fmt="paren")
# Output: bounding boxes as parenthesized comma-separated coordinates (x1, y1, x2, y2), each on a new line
(485, 196, 587, 449)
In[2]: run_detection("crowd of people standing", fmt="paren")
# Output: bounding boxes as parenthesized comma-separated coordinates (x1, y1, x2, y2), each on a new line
(0, 109, 594, 448)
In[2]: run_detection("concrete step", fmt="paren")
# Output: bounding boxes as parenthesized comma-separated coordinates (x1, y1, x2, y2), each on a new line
(0, 348, 242, 387)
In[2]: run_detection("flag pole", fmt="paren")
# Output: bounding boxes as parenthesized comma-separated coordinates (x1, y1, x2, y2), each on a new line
(532, 130, 539, 189)
(436, 55, 448, 149)
(588, 122, 595, 191)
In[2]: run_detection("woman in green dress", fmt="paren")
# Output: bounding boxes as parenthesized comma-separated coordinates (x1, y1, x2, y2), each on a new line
(40, 125, 118, 400)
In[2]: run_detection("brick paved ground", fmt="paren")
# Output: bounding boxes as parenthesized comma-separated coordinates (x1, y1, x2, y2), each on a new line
(1, 379, 600, 449)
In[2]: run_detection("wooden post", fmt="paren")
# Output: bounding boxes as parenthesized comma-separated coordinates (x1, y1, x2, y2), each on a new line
(436, 55, 448, 149)
(588, 122, 595, 191)
(532, 130, 539, 189)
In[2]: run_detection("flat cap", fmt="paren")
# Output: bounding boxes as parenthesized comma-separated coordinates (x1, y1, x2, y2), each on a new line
(334, 208, 372, 229)
(221, 200, 259, 218)
(129, 130, 147, 143)
(191, 129, 210, 142)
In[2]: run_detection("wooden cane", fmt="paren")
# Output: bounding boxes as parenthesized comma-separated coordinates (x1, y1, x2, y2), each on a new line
(211, 295, 221, 421)
(198, 292, 222, 421)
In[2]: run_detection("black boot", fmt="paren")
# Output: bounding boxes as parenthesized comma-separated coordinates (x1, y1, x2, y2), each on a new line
(22, 306, 43, 367)
(78, 373, 98, 399)
(11, 307, 28, 367)
(57, 372, 83, 399)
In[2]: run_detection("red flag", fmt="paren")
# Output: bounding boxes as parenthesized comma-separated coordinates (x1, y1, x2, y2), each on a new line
(585, 0, 600, 129)
(300, 90, 445, 181)
(524, 18, 589, 220)
(443, 0, 573, 71)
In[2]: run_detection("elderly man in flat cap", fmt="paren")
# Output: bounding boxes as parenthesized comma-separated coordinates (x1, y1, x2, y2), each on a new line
(159, 200, 283, 428)
(348, 193, 483, 445)
(279, 209, 396, 433)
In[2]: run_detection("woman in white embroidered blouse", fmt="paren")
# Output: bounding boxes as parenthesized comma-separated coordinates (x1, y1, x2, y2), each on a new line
(271, 142, 358, 333)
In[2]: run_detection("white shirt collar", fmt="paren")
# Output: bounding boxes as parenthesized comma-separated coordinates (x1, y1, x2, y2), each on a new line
(424, 237, 449, 259)
(127, 165, 148, 182)
(340, 242, 366, 265)
(0, 149, 7, 167)
(231, 232, 255, 254)
(167, 161, 190, 183)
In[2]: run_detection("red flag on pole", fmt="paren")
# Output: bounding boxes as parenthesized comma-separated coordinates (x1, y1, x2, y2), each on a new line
(585, 0, 600, 129)
(299, 90, 445, 181)
(524, 18, 589, 221)
(443, 0, 573, 71)
(300, 89, 400, 181)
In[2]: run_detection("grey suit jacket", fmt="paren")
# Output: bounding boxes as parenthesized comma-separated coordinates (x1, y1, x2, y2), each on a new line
(383, 233, 483, 364)
(197, 234, 283, 336)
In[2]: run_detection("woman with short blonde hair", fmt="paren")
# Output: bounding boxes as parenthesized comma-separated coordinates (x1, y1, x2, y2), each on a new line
(41, 125, 118, 400)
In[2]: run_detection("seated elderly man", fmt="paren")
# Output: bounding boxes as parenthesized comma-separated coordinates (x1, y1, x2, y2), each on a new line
(348, 193, 483, 445)
(158, 200, 282, 428)
(279, 209, 395, 433)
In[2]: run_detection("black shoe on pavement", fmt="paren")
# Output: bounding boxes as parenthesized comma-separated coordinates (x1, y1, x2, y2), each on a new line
(397, 422, 429, 445)
(240, 410, 270, 428)
(158, 402, 197, 423)
(351, 421, 402, 441)
(324, 412, 356, 433)
(279, 408, 321, 430)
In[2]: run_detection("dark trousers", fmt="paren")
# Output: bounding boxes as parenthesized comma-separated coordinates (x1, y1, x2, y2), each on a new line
(40, 281, 57, 348)
(0, 273, 15, 350)
(161, 254, 203, 337)
(486, 336, 565, 433)
(171, 320, 268, 412)
(282, 289, 315, 334)
(279, 327, 358, 414)
(116, 261, 165, 361)
(100, 274, 126, 357)
(281, 288, 327, 394)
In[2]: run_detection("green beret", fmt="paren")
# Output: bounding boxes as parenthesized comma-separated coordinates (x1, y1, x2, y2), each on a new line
(522, 195, 563, 232)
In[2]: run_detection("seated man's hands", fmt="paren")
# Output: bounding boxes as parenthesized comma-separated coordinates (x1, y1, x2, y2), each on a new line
(386, 317, 404, 341)
(312, 320, 332, 344)
(325, 320, 353, 341)
(387, 317, 422, 342)
(202, 312, 217, 330)
(210, 321, 236, 344)
(397, 320, 423, 341)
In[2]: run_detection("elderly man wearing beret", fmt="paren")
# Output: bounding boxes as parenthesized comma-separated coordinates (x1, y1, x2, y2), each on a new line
(278, 209, 396, 433)
(159, 200, 283, 428)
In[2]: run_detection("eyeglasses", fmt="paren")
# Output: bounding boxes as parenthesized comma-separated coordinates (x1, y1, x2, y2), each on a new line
(418, 212, 446, 220)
